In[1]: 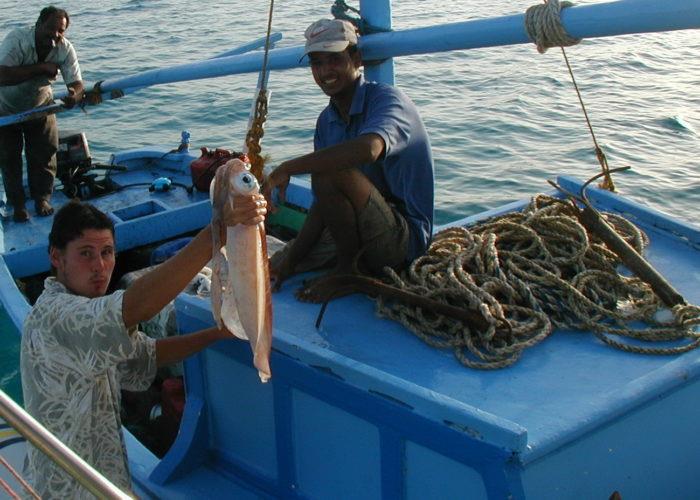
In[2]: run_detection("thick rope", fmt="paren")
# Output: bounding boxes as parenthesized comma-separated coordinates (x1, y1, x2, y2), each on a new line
(524, 0, 580, 54)
(375, 195, 700, 369)
(246, 93, 268, 183)
(245, 0, 275, 183)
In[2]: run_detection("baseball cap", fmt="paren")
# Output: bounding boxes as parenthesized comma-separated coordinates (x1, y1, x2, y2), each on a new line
(302, 19, 358, 59)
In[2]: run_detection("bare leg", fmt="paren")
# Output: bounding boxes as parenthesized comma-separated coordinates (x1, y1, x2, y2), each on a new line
(312, 168, 373, 273)
(293, 169, 375, 302)
(270, 204, 326, 291)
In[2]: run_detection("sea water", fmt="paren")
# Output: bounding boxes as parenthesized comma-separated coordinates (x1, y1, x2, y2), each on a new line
(0, 310, 22, 403)
(1, 0, 698, 393)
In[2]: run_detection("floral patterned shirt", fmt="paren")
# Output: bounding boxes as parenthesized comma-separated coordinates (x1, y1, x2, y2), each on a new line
(20, 277, 156, 499)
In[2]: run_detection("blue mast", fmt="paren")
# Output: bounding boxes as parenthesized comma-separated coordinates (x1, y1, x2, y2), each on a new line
(360, 0, 395, 85)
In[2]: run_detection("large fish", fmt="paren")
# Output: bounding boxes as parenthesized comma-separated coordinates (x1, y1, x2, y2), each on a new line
(210, 158, 272, 382)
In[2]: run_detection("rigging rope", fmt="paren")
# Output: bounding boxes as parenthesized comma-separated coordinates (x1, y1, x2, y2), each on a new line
(524, 0, 616, 191)
(331, 0, 386, 35)
(375, 195, 700, 369)
(524, 0, 580, 54)
(245, 0, 275, 183)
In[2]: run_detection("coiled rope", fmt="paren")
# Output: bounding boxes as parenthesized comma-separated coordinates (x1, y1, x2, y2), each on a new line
(524, 0, 580, 54)
(376, 195, 700, 369)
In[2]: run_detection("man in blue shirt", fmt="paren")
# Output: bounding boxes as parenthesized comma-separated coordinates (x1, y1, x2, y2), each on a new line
(264, 18, 434, 301)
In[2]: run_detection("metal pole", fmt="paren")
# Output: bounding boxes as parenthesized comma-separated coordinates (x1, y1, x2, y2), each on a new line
(360, 0, 395, 85)
(0, 390, 131, 500)
(97, 0, 700, 88)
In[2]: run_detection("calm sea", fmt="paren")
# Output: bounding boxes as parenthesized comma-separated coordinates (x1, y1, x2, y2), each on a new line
(1, 0, 699, 397)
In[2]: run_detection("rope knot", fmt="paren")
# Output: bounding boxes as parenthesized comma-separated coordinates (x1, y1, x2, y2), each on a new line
(245, 90, 269, 183)
(524, 0, 581, 54)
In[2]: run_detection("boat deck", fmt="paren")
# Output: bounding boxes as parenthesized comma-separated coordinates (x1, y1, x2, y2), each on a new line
(262, 176, 700, 462)
(0, 148, 210, 279)
(129, 175, 700, 499)
(4, 166, 699, 498)
(174, 173, 700, 463)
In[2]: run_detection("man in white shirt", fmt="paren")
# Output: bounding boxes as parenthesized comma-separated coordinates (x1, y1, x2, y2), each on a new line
(0, 6, 85, 222)
(21, 195, 267, 498)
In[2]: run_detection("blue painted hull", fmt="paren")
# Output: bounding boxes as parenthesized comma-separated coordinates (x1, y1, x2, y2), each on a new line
(10, 171, 678, 499)
(132, 176, 697, 499)
(1, 146, 699, 498)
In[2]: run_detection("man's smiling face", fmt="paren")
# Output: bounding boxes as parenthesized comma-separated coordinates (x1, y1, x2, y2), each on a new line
(309, 49, 361, 100)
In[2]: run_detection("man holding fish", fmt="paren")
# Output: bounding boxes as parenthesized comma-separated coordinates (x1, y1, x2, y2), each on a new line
(263, 18, 435, 300)
(0, 6, 85, 223)
(20, 194, 266, 498)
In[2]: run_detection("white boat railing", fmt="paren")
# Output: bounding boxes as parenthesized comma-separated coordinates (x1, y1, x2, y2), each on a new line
(0, 390, 131, 500)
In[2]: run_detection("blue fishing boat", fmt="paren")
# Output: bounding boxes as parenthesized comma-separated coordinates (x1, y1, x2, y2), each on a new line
(2, 1, 700, 498)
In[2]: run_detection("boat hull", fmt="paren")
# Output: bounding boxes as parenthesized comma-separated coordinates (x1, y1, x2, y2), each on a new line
(126, 176, 700, 499)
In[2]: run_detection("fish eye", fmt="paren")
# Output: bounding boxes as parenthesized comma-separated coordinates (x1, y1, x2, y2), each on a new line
(234, 171, 258, 194)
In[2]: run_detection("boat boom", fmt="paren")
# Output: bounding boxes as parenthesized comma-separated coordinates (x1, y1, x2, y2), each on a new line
(95, 0, 699, 91)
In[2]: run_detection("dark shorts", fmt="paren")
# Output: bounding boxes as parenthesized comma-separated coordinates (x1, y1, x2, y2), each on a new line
(271, 188, 410, 275)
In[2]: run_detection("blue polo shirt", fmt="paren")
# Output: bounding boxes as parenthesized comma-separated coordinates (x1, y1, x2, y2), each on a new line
(314, 75, 435, 261)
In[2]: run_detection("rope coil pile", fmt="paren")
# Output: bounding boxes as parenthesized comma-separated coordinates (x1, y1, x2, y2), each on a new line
(376, 195, 700, 369)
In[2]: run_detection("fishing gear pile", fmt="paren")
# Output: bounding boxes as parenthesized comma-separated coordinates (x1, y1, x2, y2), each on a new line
(376, 195, 700, 369)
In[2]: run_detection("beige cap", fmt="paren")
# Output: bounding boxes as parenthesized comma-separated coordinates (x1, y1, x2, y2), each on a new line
(303, 18, 358, 57)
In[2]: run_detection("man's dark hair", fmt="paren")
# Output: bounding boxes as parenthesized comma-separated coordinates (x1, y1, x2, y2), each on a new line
(49, 201, 114, 251)
(36, 6, 70, 29)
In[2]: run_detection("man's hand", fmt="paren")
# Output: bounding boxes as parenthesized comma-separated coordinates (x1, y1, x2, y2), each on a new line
(81, 89, 103, 106)
(218, 193, 267, 244)
(262, 163, 291, 213)
(211, 326, 233, 341)
(62, 82, 85, 109)
(155, 326, 232, 367)
(224, 193, 267, 226)
(61, 88, 79, 109)
(41, 62, 59, 79)
(269, 253, 296, 292)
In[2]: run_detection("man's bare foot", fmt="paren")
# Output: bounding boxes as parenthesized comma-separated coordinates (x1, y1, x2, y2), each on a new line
(35, 199, 54, 216)
(270, 254, 296, 292)
(13, 205, 29, 223)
